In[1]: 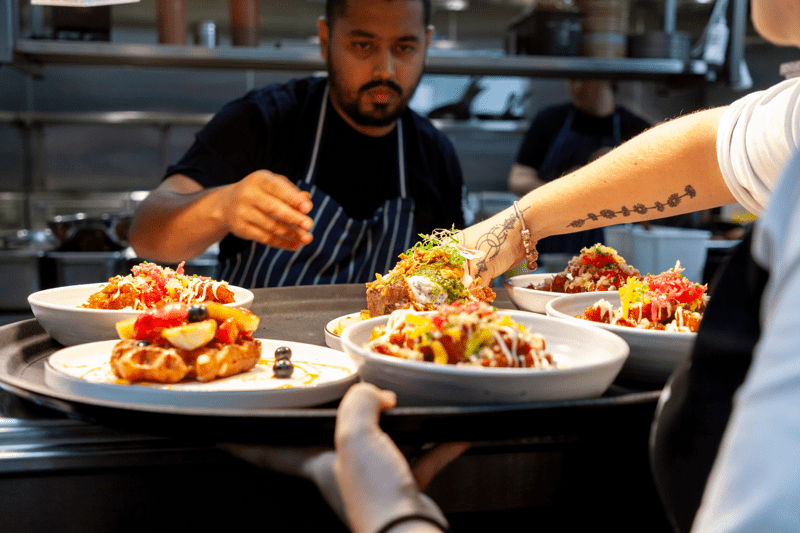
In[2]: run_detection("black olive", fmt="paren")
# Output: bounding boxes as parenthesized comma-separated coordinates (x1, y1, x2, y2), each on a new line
(273, 359, 294, 378)
(274, 346, 292, 361)
(134, 340, 150, 347)
(187, 304, 209, 322)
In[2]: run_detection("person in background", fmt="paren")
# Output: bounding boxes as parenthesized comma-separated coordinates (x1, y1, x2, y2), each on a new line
(128, 0, 465, 288)
(224, 1, 800, 533)
(507, 78, 651, 254)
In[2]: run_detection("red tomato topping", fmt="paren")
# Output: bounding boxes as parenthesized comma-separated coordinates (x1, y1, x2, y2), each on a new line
(133, 303, 189, 341)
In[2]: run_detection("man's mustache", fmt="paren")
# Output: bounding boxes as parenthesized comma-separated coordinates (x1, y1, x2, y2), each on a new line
(360, 80, 403, 97)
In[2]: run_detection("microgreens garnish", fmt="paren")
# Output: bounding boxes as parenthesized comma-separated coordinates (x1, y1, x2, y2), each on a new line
(404, 226, 465, 266)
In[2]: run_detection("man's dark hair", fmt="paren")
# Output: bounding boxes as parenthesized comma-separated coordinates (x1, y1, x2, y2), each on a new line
(325, 0, 432, 28)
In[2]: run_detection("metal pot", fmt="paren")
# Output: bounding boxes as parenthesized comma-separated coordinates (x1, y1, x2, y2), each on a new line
(47, 212, 133, 252)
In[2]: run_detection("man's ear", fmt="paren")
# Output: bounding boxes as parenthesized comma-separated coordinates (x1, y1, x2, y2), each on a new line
(318, 16, 330, 60)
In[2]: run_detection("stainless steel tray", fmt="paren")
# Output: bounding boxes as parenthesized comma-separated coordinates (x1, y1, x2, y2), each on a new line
(0, 284, 661, 445)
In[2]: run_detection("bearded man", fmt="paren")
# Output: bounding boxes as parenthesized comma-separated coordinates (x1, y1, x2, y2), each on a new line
(129, 0, 465, 287)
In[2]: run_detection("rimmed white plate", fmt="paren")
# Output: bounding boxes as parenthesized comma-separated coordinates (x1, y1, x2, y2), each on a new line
(44, 338, 359, 409)
(324, 312, 364, 351)
(28, 283, 255, 347)
(340, 310, 628, 406)
(546, 292, 697, 385)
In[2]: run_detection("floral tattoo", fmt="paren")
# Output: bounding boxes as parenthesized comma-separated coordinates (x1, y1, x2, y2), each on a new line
(567, 185, 697, 229)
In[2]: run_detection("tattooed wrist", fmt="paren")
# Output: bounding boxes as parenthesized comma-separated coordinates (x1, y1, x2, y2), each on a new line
(472, 211, 519, 276)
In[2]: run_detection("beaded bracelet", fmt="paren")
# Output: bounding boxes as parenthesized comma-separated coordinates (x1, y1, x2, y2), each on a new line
(375, 514, 450, 533)
(513, 201, 538, 270)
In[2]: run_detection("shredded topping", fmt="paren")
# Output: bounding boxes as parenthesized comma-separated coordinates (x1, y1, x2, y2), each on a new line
(532, 243, 641, 293)
(582, 261, 708, 333)
(367, 301, 556, 369)
(82, 261, 236, 310)
(366, 227, 493, 309)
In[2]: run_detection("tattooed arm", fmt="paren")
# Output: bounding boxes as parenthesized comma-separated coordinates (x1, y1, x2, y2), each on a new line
(459, 107, 736, 283)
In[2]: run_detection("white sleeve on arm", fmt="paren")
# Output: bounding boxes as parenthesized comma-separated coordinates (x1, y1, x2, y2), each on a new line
(717, 77, 800, 216)
(691, 151, 800, 533)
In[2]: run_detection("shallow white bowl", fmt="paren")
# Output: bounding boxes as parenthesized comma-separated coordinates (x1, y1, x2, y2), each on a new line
(340, 310, 628, 406)
(324, 312, 363, 351)
(504, 273, 563, 314)
(545, 292, 696, 386)
(28, 283, 255, 347)
(504, 273, 616, 314)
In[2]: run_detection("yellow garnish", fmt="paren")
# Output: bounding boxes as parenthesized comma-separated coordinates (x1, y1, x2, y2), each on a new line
(430, 341, 449, 364)
(619, 276, 643, 319)
(498, 315, 513, 327)
(444, 327, 461, 341)
(405, 314, 433, 339)
(465, 328, 493, 355)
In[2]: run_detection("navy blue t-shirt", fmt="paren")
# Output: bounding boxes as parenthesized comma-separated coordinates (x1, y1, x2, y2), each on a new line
(516, 102, 651, 177)
(167, 76, 465, 261)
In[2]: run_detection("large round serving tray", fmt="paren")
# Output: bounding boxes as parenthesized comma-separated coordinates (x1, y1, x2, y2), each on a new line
(0, 285, 662, 445)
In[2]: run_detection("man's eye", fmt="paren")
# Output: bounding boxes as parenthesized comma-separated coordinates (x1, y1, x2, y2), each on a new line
(353, 41, 373, 52)
(395, 43, 417, 55)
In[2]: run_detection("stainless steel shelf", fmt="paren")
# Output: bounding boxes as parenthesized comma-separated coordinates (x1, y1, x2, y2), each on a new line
(11, 38, 712, 81)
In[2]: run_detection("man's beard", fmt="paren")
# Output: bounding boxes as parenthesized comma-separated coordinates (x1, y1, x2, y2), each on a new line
(327, 59, 420, 127)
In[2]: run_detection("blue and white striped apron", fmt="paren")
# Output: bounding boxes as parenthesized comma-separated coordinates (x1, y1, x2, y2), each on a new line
(219, 85, 417, 288)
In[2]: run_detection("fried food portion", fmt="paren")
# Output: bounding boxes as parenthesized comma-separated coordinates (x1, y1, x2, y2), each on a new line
(191, 339, 262, 382)
(82, 261, 236, 310)
(110, 338, 262, 384)
(110, 340, 190, 383)
(366, 229, 495, 317)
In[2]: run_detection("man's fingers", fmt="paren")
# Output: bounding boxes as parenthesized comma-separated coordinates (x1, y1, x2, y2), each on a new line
(256, 171, 314, 216)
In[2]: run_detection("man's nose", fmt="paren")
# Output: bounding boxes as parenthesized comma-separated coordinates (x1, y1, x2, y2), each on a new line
(372, 48, 396, 80)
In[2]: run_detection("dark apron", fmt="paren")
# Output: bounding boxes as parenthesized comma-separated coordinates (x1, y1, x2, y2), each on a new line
(219, 84, 417, 288)
(537, 107, 620, 255)
(649, 227, 768, 532)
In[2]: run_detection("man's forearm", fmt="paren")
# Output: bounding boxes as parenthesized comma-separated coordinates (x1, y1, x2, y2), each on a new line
(128, 186, 230, 263)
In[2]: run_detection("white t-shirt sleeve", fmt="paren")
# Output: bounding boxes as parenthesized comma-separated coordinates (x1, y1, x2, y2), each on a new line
(717, 77, 800, 216)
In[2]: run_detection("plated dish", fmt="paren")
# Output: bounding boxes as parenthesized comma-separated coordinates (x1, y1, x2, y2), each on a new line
(546, 291, 697, 385)
(365, 228, 494, 317)
(44, 338, 359, 409)
(28, 283, 254, 346)
(324, 311, 368, 351)
(504, 273, 582, 314)
(340, 307, 628, 406)
(504, 244, 638, 314)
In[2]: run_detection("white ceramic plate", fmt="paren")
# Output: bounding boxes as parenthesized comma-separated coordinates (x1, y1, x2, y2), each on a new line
(28, 283, 255, 347)
(44, 338, 359, 409)
(504, 273, 614, 314)
(324, 312, 364, 351)
(340, 310, 628, 406)
(545, 292, 697, 385)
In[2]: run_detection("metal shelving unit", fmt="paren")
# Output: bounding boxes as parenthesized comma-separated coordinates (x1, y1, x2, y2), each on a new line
(9, 37, 713, 81)
(1, 0, 748, 84)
